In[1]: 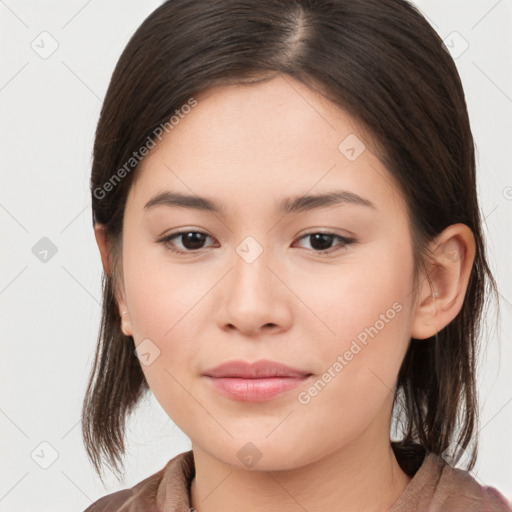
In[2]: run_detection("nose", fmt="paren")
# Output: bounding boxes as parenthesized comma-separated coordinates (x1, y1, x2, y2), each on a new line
(217, 240, 293, 337)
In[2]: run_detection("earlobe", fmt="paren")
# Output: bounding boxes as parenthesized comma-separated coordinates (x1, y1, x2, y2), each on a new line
(410, 224, 476, 340)
(117, 294, 133, 337)
(120, 310, 133, 336)
(118, 298, 133, 337)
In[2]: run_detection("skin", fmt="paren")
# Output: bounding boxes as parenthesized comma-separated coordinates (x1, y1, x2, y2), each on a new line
(95, 74, 475, 512)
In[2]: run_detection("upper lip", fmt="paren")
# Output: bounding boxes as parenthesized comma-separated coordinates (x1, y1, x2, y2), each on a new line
(203, 359, 311, 379)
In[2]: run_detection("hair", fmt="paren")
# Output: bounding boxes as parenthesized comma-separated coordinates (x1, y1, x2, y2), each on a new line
(82, 0, 499, 482)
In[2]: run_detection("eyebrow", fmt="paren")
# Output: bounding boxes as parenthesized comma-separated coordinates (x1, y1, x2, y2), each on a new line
(144, 190, 376, 214)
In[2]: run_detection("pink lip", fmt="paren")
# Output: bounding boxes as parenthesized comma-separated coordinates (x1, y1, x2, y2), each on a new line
(203, 359, 312, 402)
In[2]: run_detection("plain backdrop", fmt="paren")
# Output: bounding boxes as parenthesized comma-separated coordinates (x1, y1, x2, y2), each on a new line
(1, 1, 511, 510)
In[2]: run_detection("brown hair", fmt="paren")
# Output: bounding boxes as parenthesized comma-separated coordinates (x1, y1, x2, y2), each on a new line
(82, 0, 499, 482)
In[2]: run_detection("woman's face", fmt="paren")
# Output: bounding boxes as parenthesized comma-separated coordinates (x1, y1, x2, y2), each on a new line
(118, 75, 419, 470)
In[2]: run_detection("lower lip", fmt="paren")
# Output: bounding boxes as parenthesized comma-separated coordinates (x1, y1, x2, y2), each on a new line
(204, 375, 310, 402)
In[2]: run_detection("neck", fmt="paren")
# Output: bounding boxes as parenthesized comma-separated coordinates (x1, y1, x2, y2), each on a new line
(190, 434, 412, 512)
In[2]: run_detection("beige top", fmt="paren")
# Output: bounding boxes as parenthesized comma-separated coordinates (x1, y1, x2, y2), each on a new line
(84, 449, 512, 512)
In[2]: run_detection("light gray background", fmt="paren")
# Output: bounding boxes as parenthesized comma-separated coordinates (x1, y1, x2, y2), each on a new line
(1, 1, 511, 510)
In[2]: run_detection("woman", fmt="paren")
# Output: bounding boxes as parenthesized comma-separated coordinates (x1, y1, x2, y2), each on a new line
(82, 0, 511, 510)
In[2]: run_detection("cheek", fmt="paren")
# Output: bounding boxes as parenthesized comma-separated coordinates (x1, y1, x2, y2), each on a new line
(297, 241, 414, 397)
(295, 239, 413, 342)
(294, 286, 412, 449)
(122, 239, 204, 338)
(121, 242, 217, 394)
(124, 259, 203, 426)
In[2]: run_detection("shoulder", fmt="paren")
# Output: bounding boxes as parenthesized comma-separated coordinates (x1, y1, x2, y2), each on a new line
(434, 456, 512, 512)
(82, 469, 163, 512)
(82, 450, 194, 512)
(390, 451, 512, 512)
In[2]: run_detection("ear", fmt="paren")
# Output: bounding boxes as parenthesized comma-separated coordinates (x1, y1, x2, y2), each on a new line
(94, 223, 133, 337)
(94, 223, 111, 275)
(411, 223, 476, 340)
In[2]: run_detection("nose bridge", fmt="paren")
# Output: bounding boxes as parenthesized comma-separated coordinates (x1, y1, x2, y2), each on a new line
(217, 231, 289, 333)
(230, 233, 273, 301)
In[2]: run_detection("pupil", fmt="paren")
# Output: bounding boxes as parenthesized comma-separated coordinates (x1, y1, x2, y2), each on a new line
(310, 233, 333, 251)
(183, 232, 206, 250)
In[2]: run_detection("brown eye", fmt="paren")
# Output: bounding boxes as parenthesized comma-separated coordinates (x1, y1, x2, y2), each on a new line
(159, 231, 214, 253)
(294, 232, 355, 255)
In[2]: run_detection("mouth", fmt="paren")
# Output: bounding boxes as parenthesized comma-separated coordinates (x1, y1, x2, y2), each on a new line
(202, 359, 313, 402)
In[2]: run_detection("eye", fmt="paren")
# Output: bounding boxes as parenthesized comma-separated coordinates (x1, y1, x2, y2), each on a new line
(293, 232, 355, 255)
(158, 230, 216, 254)
(158, 230, 355, 256)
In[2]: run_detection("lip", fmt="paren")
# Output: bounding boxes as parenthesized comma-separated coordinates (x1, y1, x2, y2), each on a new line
(202, 359, 312, 402)
(203, 359, 311, 379)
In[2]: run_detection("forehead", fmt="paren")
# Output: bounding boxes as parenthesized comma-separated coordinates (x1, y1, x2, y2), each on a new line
(127, 75, 404, 217)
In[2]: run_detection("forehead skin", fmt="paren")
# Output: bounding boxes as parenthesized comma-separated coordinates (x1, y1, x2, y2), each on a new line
(127, 74, 408, 243)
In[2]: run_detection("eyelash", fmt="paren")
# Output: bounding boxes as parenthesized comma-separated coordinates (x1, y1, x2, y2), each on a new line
(157, 230, 355, 256)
